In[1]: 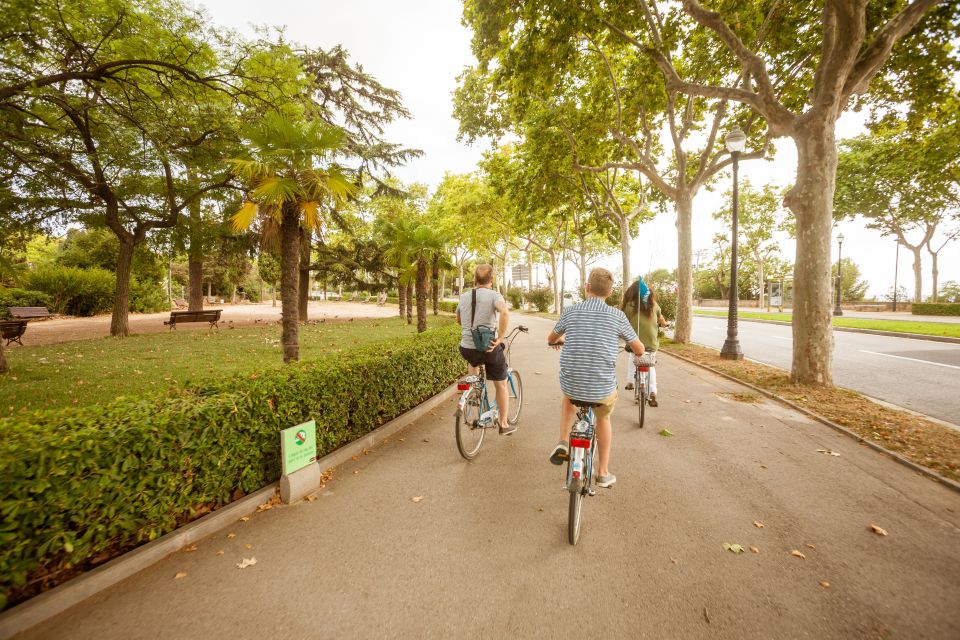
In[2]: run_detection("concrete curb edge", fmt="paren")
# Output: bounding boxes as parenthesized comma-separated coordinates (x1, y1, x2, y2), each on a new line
(692, 314, 960, 344)
(660, 349, 960, 495)
(0, 383, 459, 639)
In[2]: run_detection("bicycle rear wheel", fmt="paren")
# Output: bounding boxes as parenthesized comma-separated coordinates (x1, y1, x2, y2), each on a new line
(507, 370, 523, 425)
(639, 392, 646, 429)
(455, 390, 485, 460)
(568, 489, 583, 545)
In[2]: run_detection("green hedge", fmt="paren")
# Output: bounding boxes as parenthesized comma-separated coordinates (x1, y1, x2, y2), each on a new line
(0, 288, 53, 319)
(0, 324, 463, 610)
(912, 303, 960, 316)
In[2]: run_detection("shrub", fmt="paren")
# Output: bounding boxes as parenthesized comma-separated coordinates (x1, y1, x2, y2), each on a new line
(129, 278, 167, 313)
(438, 300, 458, 313)
(912, 303, 960, 316)
(606, 285, 623, 307)
(0, 324, 464, 609)
(0, 288, 53, 319)
(655, 288, 677, 321)
(527, 286, 553, 312)
(505, 287, 523, 309)
(23, 266, 114, 316)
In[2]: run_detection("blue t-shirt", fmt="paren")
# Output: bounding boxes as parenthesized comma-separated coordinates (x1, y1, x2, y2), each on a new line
(553, 298, 638, 402)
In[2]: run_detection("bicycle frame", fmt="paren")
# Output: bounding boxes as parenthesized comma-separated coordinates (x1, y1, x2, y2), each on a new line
(565, 406, 596, 494)
(456, 326, 527, 424)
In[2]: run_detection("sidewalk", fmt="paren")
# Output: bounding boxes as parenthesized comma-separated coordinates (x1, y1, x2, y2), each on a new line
(14, 315, 960, 639)
(695, 306, 960, 324)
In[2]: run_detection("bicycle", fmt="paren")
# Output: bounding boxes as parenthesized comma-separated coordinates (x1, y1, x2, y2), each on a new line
(565, 400, 598, 545)
(627, 346, 657, 429)
(454, 325, 528, 460)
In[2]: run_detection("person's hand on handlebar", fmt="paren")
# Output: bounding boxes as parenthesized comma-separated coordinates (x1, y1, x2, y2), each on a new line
(486, 337, 502, 352)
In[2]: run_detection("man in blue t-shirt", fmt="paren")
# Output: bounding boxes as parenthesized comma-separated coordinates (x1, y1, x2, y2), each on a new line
(546, 268, 644, 488)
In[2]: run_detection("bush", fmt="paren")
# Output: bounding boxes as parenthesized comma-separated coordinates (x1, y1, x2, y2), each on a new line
(23, 266, 114, 316)
(912, 303, 960, 316)
(0, 324, 464, 609)
(0, 288, 53, 319)
(655, 288, 677, 321)
(438, 300, 458, 313)
(129, 278, 167, 313)
(527, 286, 553, 312)
(606, 285, 623, 307)
(505, 287, 523, 309)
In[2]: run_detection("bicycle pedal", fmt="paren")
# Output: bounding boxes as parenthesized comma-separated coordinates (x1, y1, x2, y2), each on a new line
(587, 488, 596, 497)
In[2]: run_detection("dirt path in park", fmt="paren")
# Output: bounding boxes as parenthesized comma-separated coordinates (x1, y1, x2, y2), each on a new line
(20, 314, 960, 640)
(12, 301, 401, 346)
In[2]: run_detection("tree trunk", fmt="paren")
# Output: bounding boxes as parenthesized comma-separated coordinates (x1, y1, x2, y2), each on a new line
(440, 271, 446, 306)
(908, 243, 923, 303)
(0, 340, 7, 374)
(618, 215, 631, 286)
(110, 236, 136, 337)
(674, 194, 694, 343)
(405, 281, 413, 324)
(272, 283, 277, 307)
(298, 228, 310, 322)
(416, 258, 429, 332)
(930, 248, 939, 303)
(186, 187, 204, 312)
(549, 251, 560, 312)
(526, 251, 535, 311)
(783, 125, 836, 386)
(397, 278, 406, 318)
(188, 258, 204, 311)
(280, 202, 301, 363)
(431, 256, 440, 316)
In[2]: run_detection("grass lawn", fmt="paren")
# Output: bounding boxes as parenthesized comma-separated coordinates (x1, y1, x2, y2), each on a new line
(693, 309, 960, 338)
(1, 316, 455, 415)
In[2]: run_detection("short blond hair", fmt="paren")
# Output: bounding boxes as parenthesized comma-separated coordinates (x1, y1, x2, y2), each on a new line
(474, 264, 494, 285)
(587, 268, 614, 298)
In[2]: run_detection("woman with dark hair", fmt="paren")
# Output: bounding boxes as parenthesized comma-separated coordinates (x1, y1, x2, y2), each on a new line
(621, 277, 667, 404)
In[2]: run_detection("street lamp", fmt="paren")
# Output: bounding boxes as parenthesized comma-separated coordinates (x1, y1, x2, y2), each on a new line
(721, 126, 746, 360)
(834, 233, 844, 316)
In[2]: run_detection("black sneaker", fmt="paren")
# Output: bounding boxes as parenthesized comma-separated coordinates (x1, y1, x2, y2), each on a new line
(648, 393, 658, 407)
(625, 382, 634, 391)
(549, 441, 569, 465)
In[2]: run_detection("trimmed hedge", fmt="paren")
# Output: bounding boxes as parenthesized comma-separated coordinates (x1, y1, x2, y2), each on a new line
(0, 324, 464, 610)
(912, 303, 960, 316)
(0, 289, 53, 319)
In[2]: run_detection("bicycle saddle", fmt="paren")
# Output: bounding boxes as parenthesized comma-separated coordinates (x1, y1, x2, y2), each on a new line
(570, 399, 601, 408)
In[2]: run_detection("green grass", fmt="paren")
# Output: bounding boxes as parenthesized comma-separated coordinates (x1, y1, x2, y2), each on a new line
(1, 316, 455, 414)
(693, 310, 960, 338)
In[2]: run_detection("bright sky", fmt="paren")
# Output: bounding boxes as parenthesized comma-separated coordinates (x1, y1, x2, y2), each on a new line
(197, 0, 958, 300)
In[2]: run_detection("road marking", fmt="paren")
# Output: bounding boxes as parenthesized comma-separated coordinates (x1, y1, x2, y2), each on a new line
(859, 350, 960, 370)
(772, 336, 791, 341)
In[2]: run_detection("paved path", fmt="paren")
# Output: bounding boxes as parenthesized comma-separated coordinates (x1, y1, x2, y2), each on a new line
(690, 316, 960, 426)
(13, 301, 399, 346)
(19, 316, 960, 639)
(695, 307, 960, 324)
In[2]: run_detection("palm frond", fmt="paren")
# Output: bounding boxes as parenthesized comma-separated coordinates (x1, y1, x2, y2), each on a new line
(302, 200, 321, 231)
(230, 201, 259, 232)
(252, 176, 300, 206)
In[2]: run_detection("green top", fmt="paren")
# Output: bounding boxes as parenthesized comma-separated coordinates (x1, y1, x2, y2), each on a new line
(624, 300, 661, 351)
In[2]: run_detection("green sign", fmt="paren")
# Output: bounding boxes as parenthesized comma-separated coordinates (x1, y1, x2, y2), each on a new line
(281, 419, 317, 475)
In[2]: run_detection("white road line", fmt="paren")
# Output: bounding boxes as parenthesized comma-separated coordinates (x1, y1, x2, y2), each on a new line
(771, 336, 791, 341)
(859, 350, 960, 370)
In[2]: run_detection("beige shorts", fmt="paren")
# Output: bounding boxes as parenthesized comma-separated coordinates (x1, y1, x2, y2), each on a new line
(566, 388, 618, 419)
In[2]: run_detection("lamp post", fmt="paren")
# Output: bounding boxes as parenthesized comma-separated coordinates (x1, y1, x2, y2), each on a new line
(720, 126, 746, 360)
(833, 233, 844, 316)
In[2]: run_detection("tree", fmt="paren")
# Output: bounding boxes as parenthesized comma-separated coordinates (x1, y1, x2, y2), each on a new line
(230, 113, 353, 362)
(257, 250, 281, 306)
(831, 258, 869, 302)
(938, 281, 960, 303)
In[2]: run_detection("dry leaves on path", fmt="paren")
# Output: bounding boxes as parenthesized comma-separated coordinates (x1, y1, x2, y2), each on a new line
(174, 571, 187, 579)
(790, 550, 806, 559)
(722, 543, 745, 554)
(820, 581, 831, 588)
(805, 543, 816, 550)
(870, 524, 889, 536)
(226, 532, 236, 539)
(817, 449, 841, 457)
(236, 558, 257, 569)
(239, 516, 250, 522)
(753, 521, 764, 528)
(659, 429, 674, 437)
(750, 546, 760, 554)
(411, 496, 424, 503)
(182, 544, 198, 553)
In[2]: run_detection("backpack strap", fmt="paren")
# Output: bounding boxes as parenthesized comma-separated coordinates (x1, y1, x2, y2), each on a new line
(471, 288, 477, 330)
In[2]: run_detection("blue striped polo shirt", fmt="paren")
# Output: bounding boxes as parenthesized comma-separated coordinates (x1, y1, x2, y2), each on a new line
(553, 297, 638, 402)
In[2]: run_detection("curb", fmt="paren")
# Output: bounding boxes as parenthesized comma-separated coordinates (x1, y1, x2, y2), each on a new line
(692, 314, 960, 344)
(659, 348, 960, 495)
(0, 383, 459, 639)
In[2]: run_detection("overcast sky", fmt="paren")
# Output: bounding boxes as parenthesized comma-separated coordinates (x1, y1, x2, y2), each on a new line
(197, 0, 958, 300)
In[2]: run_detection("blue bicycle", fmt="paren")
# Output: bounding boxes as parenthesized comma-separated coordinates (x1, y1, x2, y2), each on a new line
(454, 326, 527, 460)
(565, 401, 598, 545)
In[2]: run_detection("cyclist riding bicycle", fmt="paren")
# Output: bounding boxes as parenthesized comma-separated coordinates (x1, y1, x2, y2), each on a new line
(547, 268, 645, 488)
(455, 264, 514, 435)
(621, 278, 667, 406)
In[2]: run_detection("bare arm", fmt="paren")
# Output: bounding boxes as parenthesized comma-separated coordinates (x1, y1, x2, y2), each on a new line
(628, 338, 646, 356)
(489, 299, 510, 351)
(456, 311, 462, 326)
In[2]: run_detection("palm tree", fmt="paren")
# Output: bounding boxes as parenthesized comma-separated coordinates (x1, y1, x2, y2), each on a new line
(407, 225, 448, 332)
(382, 218, 418, 325)
(229, 113, 353, 363)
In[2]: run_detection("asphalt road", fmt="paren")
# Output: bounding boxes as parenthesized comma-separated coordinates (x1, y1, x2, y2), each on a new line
(20, 315, 960, 640)
(689, 316, 960, 426)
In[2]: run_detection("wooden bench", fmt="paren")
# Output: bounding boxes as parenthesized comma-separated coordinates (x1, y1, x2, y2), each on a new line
(1, 320, 27, 346)
(8, 306, 53, 320)
(172, 298, 188, 310)
(853, 305, 884, 312)
(163, 309, 222, 329)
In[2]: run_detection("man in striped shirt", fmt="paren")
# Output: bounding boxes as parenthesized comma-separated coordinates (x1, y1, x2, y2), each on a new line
(546, 268, 645, 488)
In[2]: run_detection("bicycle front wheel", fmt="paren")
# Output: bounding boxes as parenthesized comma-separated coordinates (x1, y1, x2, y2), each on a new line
(568, 489, 584, 545)
(455, 391, 485, 460)
(507, 370, 523, 425)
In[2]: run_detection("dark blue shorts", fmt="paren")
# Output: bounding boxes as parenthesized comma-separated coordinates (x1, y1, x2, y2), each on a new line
(458, 344, 508, 381)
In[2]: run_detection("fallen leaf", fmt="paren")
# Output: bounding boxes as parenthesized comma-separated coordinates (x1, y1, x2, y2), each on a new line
(353, 470, 359, 474)
(351, 455, 360, 461)
(670, 557, 679, 565)
(182, 544, 198, 553)
(399, 438, 405, 442)
(753, 521, 764, 528)
(244, 544, 253, 550)
(659, 429, 674, 437)
(820, 581, 830, 588)
(790, 550, 806, 559)
(816, 449, 841, 457)
(239, 516, 250, 522)
(760, 465, 768, 469)
(750, 546, 760, 554)
(226, 533, 236, 539)
(216, 550, 224, 556)
(422, 438, 429, 443)
(362, 448, 371, 455)
(174, 571, 187, 579)
(306, 495, 317, 502)
(538, 507, 544, 512)
(870, 524, 888, 536)
(534, 371, 542, 375)
(236, 557, 257, 569)
(722, 543, 745, 554)
(411, 496, 424, 503)
(805, 543, 816, 550)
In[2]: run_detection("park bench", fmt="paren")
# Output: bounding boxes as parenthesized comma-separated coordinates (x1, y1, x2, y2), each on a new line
(163, 309, 222, 330)
(8, 306, 53, 320)
(1, 320, 27, 346)
(853, 305, 884, 312)
(172, 298, 188, 309)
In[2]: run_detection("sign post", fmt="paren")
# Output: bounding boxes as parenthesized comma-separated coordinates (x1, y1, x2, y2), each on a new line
(279, 419, 321, 503)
